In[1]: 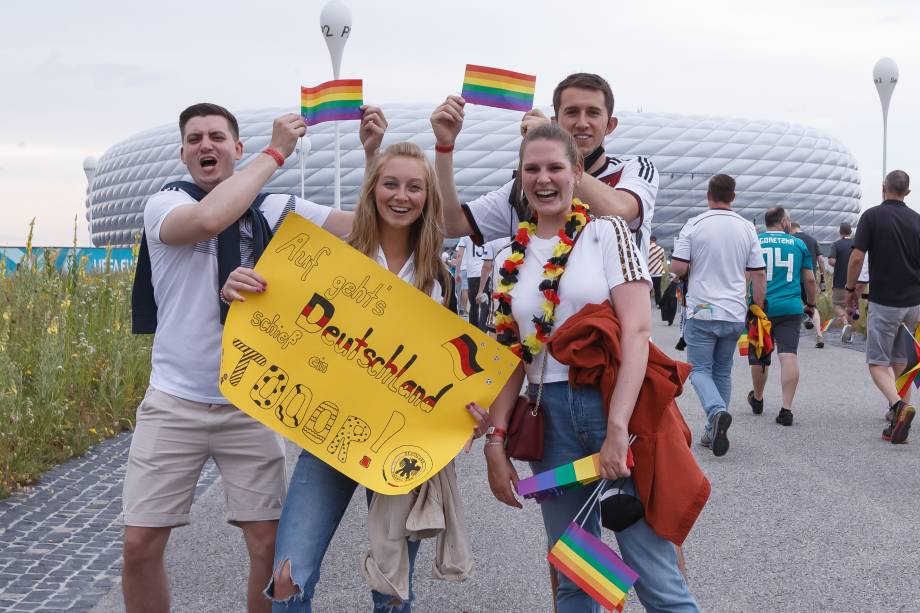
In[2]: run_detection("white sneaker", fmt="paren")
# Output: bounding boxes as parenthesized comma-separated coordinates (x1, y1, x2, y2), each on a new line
(841, 324, 853, 343)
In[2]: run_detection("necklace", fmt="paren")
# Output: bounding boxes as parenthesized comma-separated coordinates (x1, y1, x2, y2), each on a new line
(493, 199, 590, 363)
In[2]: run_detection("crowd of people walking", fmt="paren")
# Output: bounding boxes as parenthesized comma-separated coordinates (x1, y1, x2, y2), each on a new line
(122, 65, 914, 612)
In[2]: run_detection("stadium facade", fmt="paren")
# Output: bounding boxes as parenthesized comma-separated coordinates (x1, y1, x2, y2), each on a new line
(85, 105, 860, 247)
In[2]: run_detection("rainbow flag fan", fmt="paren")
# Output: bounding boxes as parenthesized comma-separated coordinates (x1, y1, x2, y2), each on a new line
(547, 482, 639, 612)
(461, 64, 536, 112)
(300, 79, 363, 126)
(894, 324, 920, 398)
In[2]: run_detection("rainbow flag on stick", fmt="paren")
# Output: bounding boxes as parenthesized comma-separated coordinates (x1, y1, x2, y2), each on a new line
(894, 324, 920, 398)
(820, 319, 833, 333)
(516, 447, 635, 502)
(300, 79, 363, 126)
(547, 522, 639, 612)
(517, 454, 601, 501)
(461, 64, 536, 112)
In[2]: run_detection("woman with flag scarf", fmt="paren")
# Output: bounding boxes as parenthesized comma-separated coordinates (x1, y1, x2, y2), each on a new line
(478, 123, 698, 612)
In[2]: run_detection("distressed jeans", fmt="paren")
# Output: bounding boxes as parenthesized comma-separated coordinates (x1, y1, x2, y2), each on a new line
(265, 450, 421, 612)
(528, 382, 700, 613)
(683, 318, 746, 432)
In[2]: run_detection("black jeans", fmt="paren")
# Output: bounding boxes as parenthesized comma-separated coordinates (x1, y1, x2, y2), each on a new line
(467, 276, 489, 331)
(652, 276, 663, 305)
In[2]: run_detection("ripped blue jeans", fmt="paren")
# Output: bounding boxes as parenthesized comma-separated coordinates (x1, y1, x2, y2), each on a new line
(265, 449, 421, 612)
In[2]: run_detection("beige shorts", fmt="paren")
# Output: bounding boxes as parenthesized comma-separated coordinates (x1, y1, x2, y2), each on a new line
(866, 302, 920, 366)
(832, 288, 849, 308)
(122, 387, 287, 528)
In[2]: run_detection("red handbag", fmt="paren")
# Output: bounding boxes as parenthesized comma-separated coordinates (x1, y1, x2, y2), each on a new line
(505, 351, 548, 462)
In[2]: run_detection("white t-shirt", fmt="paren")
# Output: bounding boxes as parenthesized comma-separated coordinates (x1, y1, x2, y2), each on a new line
(463, 155, 658, 261)
(671, 209, 764, 323)
(460, 236, 492, 278)
(144, 189, 332, 403)
(858, 257, 869, 284)
(372, 247, 442, 301)
(484, 237, 510, 262)
(493, 217, 650, 383)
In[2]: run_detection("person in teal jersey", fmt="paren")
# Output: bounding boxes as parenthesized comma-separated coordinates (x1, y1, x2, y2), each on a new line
(747, 206, 817, 427)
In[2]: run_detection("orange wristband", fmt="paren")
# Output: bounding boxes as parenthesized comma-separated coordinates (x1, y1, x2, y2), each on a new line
(262, 147, 285, 167)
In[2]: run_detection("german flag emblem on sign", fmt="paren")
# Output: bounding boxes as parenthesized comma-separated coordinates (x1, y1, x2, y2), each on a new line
(442, 334, 484, 380)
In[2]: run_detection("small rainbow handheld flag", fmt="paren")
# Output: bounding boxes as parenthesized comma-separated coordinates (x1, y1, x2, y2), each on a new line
(461, 64, 536, 112)
(894, 324, 920, 398)
(516, 446, 635, 502)
(547, 521, 639, 612)
(820, 319, 833, 333)
(300, 79, 363, 126)
(517, 454, 601, 501)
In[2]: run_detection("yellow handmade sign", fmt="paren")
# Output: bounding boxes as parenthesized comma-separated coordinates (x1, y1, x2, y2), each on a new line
(219, 213, 519, 494)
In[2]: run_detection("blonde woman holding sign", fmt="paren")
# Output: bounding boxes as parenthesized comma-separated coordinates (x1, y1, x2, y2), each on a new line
(480, 124, 699, 612)
(223, 135, 462, 611)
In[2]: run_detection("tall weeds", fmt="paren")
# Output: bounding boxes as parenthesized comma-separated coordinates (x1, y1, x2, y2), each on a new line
(0, 220, 151, 498)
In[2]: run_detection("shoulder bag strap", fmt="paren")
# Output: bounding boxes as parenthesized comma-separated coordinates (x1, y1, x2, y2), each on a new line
(531, 216, 594, 414)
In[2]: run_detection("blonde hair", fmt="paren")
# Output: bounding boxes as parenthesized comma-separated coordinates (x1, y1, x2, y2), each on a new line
(348, 142, 450, 305)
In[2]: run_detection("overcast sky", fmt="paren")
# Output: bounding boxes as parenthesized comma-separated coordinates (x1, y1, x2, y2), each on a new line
(1, 0, 917, 245)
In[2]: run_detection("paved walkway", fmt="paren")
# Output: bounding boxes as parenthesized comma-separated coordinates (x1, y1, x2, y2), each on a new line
(3, 314, 919, 612)
(0, 439, 219, 612)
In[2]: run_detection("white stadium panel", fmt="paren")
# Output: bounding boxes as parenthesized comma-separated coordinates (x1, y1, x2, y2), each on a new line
(85, 105, 860, 247)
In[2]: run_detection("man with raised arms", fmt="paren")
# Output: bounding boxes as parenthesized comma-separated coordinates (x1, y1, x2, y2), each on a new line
(430, 73, 658, 259)
(123, 102, 384, 612)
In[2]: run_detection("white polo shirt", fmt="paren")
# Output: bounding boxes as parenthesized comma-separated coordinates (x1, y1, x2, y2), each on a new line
(144, 189, 331, 403)
(671, 208, 765, 323)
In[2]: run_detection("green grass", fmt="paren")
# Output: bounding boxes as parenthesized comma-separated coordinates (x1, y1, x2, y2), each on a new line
(816, 284, 868, 336)
(0, 221, 151, 498)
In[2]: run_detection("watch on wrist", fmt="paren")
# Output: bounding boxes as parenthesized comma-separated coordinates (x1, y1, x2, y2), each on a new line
(845, 286, 856, 293)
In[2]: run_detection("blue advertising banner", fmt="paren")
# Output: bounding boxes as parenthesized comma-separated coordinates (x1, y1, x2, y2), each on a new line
(0, 247, 135, 274)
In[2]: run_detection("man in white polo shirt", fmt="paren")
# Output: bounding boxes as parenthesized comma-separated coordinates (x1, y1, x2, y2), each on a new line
(123, 103, 361, 613)
(670, 175, 766, 457)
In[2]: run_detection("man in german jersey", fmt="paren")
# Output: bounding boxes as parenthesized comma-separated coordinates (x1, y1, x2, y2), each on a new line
(748, 207, 817, 428)
(430, 73, 658, 259)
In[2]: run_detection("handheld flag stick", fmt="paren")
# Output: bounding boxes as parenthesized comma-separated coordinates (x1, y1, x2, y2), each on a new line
(298, 138, 305, 199)
(334, 120, 341, 209)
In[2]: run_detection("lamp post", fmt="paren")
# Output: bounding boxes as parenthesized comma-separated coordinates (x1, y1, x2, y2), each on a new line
(873, 57, 898, 179)
(320, 0, 352, 210)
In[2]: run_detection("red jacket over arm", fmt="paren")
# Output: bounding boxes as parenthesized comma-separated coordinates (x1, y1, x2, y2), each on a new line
(549, 301, 710, 546)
